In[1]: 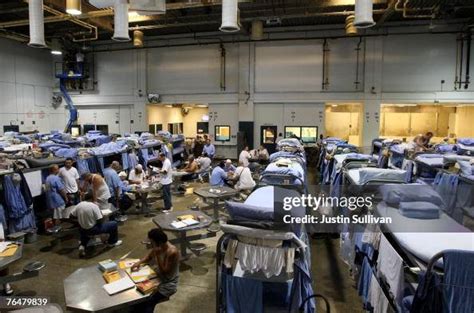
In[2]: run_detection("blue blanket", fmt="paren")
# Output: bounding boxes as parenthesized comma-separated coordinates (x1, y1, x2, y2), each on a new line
(379, 184, 445, 208)
(457, 138, 474, 146)
(399, 201, 440, 219)
(443, 250, 474, 313)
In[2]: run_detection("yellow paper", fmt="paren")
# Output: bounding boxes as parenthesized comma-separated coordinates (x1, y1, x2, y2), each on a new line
(0, 245, 18, 257)
(126, 265, 157, 283)
(118, 258, 140, 269)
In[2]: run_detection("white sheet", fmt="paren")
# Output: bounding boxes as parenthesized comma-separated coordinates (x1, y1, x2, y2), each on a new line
(377, 202, 474, 265)
(23, 170, 43, 197)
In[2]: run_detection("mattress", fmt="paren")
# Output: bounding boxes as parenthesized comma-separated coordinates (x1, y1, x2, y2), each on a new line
(346, 168, 406, 185)
(262, 161, 305, 185)
(415, 155, 444, 167)
(333, 153, 372, 171)
(376, 202, 474, 265)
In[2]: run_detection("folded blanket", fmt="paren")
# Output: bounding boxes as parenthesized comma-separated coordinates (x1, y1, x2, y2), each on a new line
(379, 184, 445, 208)
(399, 201, 440, 219)
(458, 160, 474, 176)
(457, 138, 474, 146)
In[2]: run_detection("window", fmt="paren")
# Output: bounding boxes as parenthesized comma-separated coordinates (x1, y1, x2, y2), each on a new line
(197, 122, 209, 134)
(148, 124, 163, 134)
(168, 123, 183, 134)
(301, 127, 318, 143)
(215, 125, 231, 141)
(284, 126, 318, 143)
(285, 126, 301, 139)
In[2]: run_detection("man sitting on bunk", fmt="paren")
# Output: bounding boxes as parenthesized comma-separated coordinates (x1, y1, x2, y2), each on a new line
(210, 161, 229, 187)
(413, 131, 434, 152)
(128, 164, 146, 185)
(180, 156, 199, 182)
(72, 192, 122, 257)
(45, 164, 69, 226)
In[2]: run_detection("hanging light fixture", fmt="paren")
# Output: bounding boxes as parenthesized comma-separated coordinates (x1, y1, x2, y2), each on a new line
(28, 0, 46, 48)
(50, 38, 62, 55)
(250, 20, 263, 40)
(66, 0, 82, 15)
(133, 30, 144, 48)
(345, 15, 358, 36)
(354, 0, 375, 28)
(112, 0, 131, 41)
(220, 0, 240, 32)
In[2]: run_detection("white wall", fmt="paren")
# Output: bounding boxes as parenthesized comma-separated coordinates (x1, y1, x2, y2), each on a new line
(0, 38, 66, 134)
(67, 29, 474, 157)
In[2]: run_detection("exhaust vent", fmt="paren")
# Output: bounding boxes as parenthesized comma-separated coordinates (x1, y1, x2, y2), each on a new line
(28, 0, 46, 48)
(354, 0, 375, 28)
(112, 0, 130, 41)
(220, 0, 240, 32)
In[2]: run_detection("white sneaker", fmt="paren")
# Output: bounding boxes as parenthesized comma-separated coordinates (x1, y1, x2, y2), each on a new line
(163, 207, 174, 213)
(4, 283, 13, 295)
(78, 245, 85, 257)
(108, 240, 123, 248)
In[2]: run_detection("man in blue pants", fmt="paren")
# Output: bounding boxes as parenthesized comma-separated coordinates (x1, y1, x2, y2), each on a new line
(159, 153, 173, 213)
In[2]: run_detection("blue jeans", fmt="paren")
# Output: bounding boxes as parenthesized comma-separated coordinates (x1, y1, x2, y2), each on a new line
(162, 184, 172, 210)
(79, 221, 118, 247)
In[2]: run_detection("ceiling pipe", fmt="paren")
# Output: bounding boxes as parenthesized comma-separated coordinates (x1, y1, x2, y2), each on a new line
(112, 0, 130, 41)
(130, 0, 166, 15)
(28, 0, 47, 48)
(394, 0, 436, 19)
(220, 0, 240, 32)
(354, 0, 376, 28)
(43, 5, 98, 41)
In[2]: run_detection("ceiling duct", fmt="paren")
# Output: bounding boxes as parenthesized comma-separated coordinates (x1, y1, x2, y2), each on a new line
(50, 38, 62, 55)
(354, 0, 375, 28)
(112, 0, 130, 41)
(250, 20, 263, 40)
(88, 0, 115, 8)
(28, 0, 46, 48)
(66, 0, 82, 15)
(220, 0, 240, 32)
(345, 15, 358, 36)
(130, 0, 166, 15)
(133, 30, 144, 47)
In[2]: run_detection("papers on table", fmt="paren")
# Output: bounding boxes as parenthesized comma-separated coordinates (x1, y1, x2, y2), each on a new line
(170, 218, 199, 229)
(171, 221, 187, 229)
(0, 242, 18, 257)
(103, 276, 135, 295)
(125, 265, 157, 283)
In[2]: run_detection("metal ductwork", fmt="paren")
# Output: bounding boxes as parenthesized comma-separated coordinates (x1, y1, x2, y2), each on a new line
(28, 0, 46, 48)
(133, 30, 144, 47)
(130, 0, 166, 15)
(345, 15, 358, 35)
(220, 0, 240, 32)
(112, 0, 130, 41)
(88, 0, 115, 8)
(250, 20, 263, 40)
(354, 0, 376, 28)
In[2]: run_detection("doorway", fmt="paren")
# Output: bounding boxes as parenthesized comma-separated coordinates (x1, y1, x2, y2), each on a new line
(260, 125, 278, 154)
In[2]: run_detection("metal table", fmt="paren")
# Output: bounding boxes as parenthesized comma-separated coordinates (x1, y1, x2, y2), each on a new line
(171, 171, 188, 194)
(193, 186, 239, 221)
(64, 263, 150, 313)
(0, 242, 23, 271)
(152, 210, 215, 260)
(130, 181, 162, 216)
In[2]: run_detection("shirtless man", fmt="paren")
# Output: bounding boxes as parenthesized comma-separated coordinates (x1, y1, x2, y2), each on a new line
(80, 173, 111, 211)
(131, 228, 179, 313)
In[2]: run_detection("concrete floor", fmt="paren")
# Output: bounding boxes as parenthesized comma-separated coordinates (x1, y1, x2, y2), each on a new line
(9, 177, 363, 313)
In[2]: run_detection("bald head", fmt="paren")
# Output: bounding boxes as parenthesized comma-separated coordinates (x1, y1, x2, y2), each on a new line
(49, 164, 59, 174)
(110, 161, 121, 171)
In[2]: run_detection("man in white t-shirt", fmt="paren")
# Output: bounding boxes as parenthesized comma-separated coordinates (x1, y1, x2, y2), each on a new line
(129, 164, 146, 184)
(233, 161, 256, 191)
(72, 193, 122, 256)
(239, 146, 251, 167)
(59, 158, 80, 205)
(159, 153, 173, 212)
